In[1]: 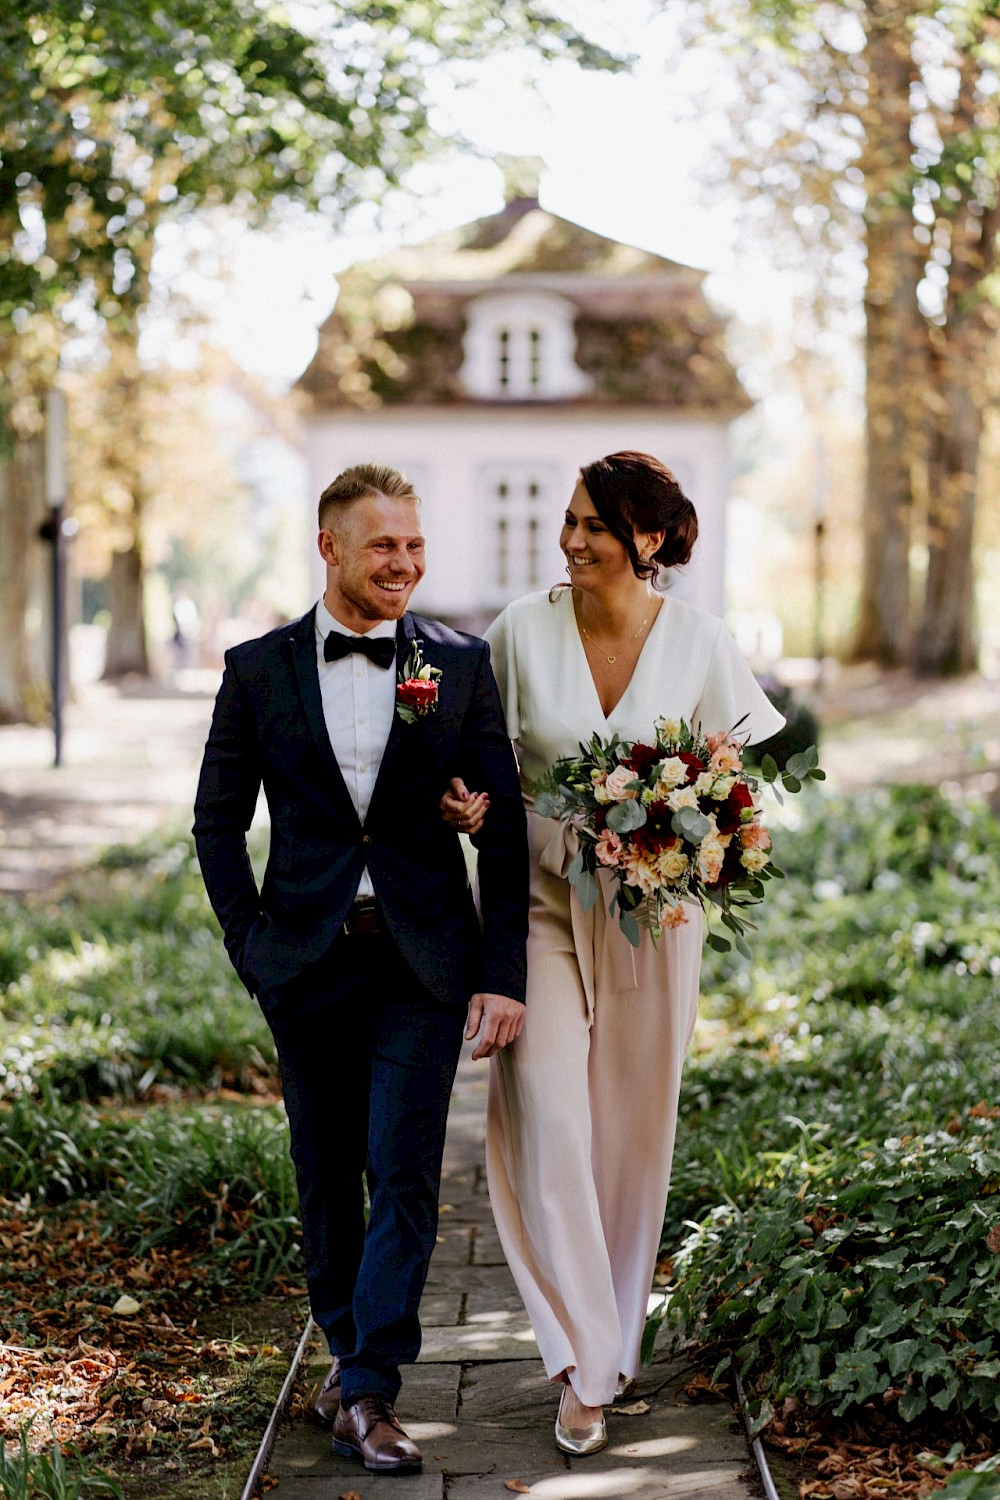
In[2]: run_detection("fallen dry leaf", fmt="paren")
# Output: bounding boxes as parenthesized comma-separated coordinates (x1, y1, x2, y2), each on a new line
(335, 1492, 361, 1500)
(616, 1400, 651, 1416)
(505, 1483, 531, 1494)
(111, 1294, 142, 1317)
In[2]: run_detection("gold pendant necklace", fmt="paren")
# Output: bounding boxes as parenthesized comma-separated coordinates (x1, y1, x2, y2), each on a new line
(578, 601, 652, 664)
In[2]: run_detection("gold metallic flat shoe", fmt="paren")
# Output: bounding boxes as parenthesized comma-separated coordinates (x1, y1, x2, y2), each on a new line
(614, 1375, 636, 1401)
(554, 1386, 608, 1456)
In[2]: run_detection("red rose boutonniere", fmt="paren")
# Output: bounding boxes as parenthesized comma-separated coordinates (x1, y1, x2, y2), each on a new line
(396, 639, 442, 724)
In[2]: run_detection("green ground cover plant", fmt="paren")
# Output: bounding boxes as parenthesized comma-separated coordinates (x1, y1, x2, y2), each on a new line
(659, 785, 1000, 1448)
(0, 835, 276, 1103)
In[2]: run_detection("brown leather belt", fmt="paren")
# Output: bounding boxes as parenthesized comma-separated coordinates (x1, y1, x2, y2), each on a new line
(342, 897, 382, 937)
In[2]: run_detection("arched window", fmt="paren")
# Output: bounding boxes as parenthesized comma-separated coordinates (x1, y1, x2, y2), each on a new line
(461, 293, 591, 400)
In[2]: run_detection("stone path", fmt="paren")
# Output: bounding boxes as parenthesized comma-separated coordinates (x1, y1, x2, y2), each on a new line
(0, 678, 218, 894)
(266, 1055, 754, 1500)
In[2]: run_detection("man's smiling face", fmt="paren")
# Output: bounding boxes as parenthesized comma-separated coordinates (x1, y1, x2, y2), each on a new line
(320, 492, 426, 630)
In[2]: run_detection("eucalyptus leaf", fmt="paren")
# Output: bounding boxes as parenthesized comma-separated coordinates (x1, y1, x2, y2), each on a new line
(672, 807, 712, 842)
(760, 754, 779, 782)
(575, 870, 599, 912)
(619, 910, 641, 948)
(532, 791, 564, 819)
(607, 799, 648, 834)
(567, 851, 584, 884)
(782, 774, 802, 793)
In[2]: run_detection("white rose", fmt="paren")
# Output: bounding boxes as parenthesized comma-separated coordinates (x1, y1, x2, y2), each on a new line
(694, 772, 715, 797)
(740, 848, 770, 873)
(659, 847, 690, 881)
(667, 785, 699, 812)
(654, 756, 689, 793)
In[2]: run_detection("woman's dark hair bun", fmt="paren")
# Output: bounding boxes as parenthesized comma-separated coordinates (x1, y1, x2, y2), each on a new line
(578, 450, 698, 582)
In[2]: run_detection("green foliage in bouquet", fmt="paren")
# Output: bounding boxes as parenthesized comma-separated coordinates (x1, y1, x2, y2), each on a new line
(531, 720, 823, 953)
(744, 675, 821, 773)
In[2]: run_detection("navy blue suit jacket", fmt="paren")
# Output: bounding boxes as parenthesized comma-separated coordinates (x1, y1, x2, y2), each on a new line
(193, 607, 529, 1009)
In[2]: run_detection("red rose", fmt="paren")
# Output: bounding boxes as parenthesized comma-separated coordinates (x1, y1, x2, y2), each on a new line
(397, 678, 438, 712)
(677, 751, 705, 782)
(716, 839, 745, 887)
(626, 742, 661, 778)
(716, 780, 754, 837)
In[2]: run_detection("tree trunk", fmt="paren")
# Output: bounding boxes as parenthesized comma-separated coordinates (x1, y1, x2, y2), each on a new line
(911, 50, 997, 676)
(103, 541, 150, 677)
(853, 4, 926, 665)
(913, 353, 980, 675)
(100, 323, 151, 680)
(0, 435, 50, 722)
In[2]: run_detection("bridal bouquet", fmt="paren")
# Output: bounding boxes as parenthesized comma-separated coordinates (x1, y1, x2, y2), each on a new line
(531, 718, 822, 952)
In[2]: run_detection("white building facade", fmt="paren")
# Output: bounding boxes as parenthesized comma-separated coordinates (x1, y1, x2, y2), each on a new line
(300, 194, 749, 631)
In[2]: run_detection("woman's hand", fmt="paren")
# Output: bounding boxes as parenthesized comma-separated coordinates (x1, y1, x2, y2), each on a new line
(440, 776, 489, 836)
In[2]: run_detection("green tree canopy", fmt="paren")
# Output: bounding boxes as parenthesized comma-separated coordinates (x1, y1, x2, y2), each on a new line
(1, 0, 620, 340)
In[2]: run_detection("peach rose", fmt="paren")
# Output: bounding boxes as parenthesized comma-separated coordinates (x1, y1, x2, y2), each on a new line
(697, 839, 725, 885)
(739, 821, 772, 851)
(710, 742, 743, 775)
(595, 829, 624, 867)
(705, 730, 729, 753)
(660, 901, 689, 930)
(605, 764, 641, 801)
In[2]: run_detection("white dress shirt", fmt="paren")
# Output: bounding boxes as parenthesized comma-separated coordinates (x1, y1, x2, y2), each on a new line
(315, 598, 398, 899)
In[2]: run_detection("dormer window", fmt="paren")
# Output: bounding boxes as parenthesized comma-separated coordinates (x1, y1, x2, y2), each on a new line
(461, 292, 592, 400)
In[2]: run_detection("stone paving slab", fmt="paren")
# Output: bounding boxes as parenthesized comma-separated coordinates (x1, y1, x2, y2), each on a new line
(264, 1048, 753, 1500)
(417, 1323, 538, 1362)
(448, 1466, 750, 1499)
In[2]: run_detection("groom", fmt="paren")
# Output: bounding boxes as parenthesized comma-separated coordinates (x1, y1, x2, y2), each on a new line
(193, 463, 528, 1475)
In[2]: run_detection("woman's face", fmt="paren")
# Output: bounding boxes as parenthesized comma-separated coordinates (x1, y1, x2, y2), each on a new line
(560, 479, 654, 592)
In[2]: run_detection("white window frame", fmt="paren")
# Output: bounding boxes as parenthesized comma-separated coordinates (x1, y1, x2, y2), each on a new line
(460, 291, 592, 400)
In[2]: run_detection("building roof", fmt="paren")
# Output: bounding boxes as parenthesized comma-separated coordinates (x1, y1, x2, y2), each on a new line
(298, 196, 750, 415)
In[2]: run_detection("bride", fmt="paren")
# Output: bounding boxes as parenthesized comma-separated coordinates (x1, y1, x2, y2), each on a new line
(441, 450, 784, 1454)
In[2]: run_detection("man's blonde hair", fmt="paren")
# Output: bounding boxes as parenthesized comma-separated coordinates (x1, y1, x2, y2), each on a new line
(318, 463, 419, 530)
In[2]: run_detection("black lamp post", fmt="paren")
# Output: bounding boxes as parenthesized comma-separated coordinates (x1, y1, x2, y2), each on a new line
(38, 389, 75, 768)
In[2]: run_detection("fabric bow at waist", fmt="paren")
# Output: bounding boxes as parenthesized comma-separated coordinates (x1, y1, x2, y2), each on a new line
(531, 809, 639, 1020)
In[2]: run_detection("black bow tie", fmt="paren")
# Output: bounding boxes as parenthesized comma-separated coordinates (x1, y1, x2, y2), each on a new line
(323, 630, 396, 669)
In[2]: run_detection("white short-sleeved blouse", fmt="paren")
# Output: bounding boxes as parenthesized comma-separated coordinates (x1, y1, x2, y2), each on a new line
(484, 587, 786, 788)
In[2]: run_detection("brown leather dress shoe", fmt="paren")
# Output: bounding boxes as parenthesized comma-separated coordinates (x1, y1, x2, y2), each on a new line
(312, 1357, 341, 1425)
(332, 1394, 422, 1474)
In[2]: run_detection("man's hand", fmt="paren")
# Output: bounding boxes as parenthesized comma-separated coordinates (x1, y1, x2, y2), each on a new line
(466, 992, 525, 1060)
(440, 776, 489, 836)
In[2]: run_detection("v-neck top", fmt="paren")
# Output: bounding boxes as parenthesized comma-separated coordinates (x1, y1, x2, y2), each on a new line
(484, 587, 786, 789)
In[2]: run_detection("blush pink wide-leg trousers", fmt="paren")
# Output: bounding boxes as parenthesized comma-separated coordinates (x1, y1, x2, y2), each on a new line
(486, 811, 702, 1408)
